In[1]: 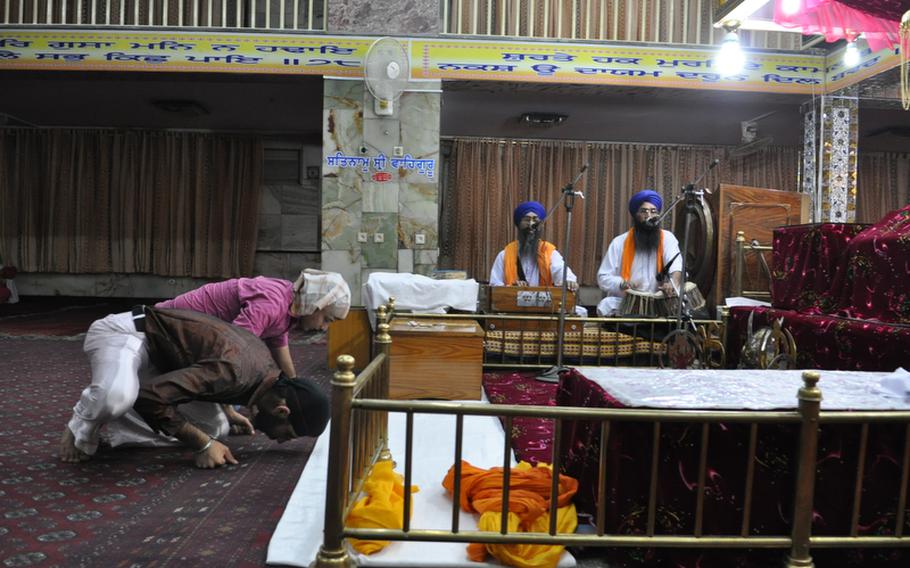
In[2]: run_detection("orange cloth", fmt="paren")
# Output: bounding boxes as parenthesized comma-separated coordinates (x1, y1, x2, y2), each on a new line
(346, 459, 419, 554)
(502, 240, 557, 286)
(619, 228, 664, 283)
(442, 461, 578, 568)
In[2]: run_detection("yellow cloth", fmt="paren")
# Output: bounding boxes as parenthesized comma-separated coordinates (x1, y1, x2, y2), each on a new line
(475, 504, 577, 568)
(442, 460, 578, 568)
(346, 459, 419, 554)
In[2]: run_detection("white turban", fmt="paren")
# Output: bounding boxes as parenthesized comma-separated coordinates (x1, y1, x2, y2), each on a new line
(291, 269, 351, 320)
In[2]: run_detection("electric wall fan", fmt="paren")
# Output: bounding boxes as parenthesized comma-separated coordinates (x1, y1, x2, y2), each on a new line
(363, 37, 410, 116)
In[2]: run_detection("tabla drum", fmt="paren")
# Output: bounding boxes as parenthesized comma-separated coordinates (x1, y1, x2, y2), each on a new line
(658, 282, 706, 316)
(619, 288, 662, 317)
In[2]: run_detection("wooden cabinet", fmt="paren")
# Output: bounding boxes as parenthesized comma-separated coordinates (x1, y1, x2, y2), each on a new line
(707, 184, 809, 309)
(388, 318, 484, 400)
(327, 308, 371, 369)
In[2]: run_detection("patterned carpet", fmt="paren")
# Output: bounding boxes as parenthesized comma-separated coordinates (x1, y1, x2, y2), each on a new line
(0, 310, 331, 568)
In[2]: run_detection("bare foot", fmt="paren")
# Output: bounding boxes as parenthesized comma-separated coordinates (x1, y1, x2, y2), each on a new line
(59, 428, 90, 463)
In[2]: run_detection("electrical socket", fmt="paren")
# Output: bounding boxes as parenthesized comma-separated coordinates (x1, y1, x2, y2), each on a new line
(393, 146, 405, 157)
(373, 232, 385, 243)
(357, 232, 368, 243)
(415, 233, 426, 245)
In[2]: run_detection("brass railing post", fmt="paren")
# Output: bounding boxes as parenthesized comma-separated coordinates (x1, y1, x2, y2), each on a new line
(314, 355, 357, 568)
(734, 231, 745, 296)
(785, 371, 822, 568)
(376, 303, 393, 462)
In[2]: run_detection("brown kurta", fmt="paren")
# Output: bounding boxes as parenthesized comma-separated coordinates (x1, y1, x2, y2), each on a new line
(134, 307, 281, 436)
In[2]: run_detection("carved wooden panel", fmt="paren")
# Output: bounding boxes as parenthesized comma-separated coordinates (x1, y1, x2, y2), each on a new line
(709, 184, 809, 308)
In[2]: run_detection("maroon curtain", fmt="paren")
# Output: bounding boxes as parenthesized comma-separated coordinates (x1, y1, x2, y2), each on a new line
(0, 129, 263, 278)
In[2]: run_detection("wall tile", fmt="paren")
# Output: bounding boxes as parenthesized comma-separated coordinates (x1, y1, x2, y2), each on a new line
(361, 212, 398, 269)
(323, 79, 364, 110)
(397, 248, 414, 273)
(254, 252, 289, 277)
(364, 117, 402, 157)
(328, 0, 441, 35)
(363, 181, 399, 213)
(322, 177, 362, 251)
(280, 183, 320, 215)
(399, 182, 438, 248)
(322, 249, 363, 305)
(258, 214, 282, 250)
(415, 249, 438, 265)
(260, 184, 283, 215)
(282, 214, 320, 250)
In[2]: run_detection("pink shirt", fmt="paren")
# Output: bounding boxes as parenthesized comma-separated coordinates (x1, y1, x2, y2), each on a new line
(155, 277, 295, 348)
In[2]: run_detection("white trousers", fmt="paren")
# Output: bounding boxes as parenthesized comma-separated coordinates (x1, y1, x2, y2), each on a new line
(68, 311, 228, 455)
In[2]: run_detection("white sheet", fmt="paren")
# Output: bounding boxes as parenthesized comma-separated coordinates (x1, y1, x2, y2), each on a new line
(362, 272, 479, 329)
(267, 411, 576, 567)
(574, 367, 910, 411)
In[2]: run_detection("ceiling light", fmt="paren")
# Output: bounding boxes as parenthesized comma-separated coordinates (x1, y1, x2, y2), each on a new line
(780, 0, 801, 16)
(715, 22, 746, 75)
(843, 39, 860, 68)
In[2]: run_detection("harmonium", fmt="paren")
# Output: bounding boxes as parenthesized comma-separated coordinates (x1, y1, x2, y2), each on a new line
(486, 286, 581, 332)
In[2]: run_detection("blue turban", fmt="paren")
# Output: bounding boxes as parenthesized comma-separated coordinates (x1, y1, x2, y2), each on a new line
(513, 201, 547, 227)
(628, 190, 663, 216)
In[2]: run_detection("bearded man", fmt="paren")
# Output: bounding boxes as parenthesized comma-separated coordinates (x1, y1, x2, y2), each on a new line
(489, 201, 580, 293)
(596, 190, 682, 316)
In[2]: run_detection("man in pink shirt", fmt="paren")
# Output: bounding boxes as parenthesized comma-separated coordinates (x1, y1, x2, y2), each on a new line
(60, 269, 351, 463)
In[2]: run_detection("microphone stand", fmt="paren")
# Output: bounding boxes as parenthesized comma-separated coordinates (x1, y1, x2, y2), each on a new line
(536, 164, 588, 383)
(651, 159, 718, 366)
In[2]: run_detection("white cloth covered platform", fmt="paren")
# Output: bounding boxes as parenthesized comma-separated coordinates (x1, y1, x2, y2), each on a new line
(574, 367, 910, 410)
(267, 410, 576, 567)
(362, 272, 479, 329)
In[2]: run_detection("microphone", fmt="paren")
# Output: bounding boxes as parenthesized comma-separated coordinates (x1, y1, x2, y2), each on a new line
(646, 216, 661, 226)
(656, 252, 681, 283)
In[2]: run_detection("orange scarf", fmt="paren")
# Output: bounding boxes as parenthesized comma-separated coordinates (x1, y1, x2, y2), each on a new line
(620, 228, 664, 283)
(502, 240, 557, 286)
(443, 460, 578, 568)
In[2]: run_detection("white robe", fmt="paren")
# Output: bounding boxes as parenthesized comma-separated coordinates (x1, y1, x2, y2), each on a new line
(596, 229, 682, 316)
(68, 311, 228, 455)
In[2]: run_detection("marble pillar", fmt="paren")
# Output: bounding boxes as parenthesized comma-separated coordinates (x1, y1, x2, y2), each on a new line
(322, 77, 441, 305)
(327, 0, 441, 35)
(801, 94, 859, 222)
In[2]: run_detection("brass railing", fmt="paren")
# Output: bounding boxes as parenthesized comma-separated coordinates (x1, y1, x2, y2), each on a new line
(316, 351, 910, 567)
(733, 230, 773, 300)
(0, 0, 325, 30)
(389, 304, 727, 369)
